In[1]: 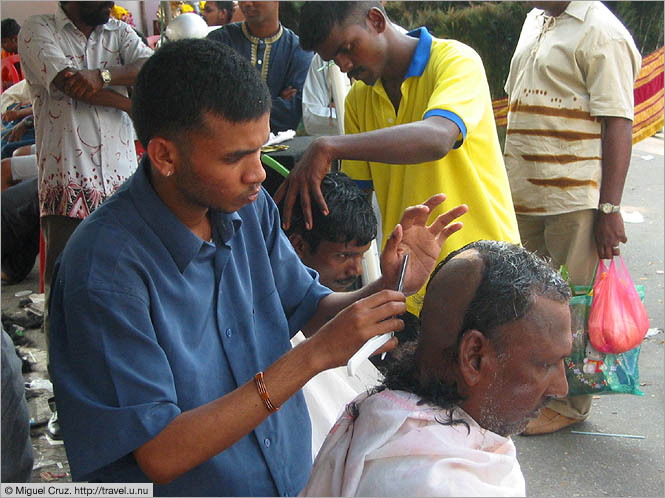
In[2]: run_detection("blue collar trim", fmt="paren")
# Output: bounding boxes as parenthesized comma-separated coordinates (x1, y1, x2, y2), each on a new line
(403, 27, 433, 80)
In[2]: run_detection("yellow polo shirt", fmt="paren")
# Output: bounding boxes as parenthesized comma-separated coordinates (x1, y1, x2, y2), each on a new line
(343, 27, 519, 315)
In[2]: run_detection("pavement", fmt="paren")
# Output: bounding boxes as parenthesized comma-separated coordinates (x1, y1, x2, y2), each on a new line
(1, 133, 663, 495)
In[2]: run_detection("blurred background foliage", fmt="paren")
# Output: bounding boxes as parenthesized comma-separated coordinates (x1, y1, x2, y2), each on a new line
(281, 1, 664, 100)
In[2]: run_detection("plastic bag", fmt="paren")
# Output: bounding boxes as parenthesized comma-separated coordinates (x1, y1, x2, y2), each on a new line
(565, 285, 644, 397)
(587, 256, 649, 354)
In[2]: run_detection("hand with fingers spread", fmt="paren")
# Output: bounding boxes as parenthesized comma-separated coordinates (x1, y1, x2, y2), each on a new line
(273, 137, 333, 230)
(380, 194, 468, 294)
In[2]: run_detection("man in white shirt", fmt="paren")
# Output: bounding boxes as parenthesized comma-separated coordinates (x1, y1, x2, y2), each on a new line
(18, 0, 152, 439)
(301, 240, 572, 497)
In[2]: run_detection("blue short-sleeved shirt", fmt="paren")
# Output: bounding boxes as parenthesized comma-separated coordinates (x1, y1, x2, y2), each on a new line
(48, 156, 332, 496)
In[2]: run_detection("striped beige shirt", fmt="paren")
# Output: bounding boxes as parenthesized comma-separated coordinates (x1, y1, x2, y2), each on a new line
(504, 1, 641, 215)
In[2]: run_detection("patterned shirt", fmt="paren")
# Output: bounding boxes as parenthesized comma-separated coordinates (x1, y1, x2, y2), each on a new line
(504, 1, 641, 215)
(18, 5, 153, 219)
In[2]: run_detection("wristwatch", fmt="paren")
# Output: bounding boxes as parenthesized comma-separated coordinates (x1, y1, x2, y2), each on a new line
(598, 202, 621, 214)
(100, 69, 112, 88)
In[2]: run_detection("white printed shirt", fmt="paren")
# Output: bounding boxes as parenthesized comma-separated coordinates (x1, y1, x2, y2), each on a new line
(18, 5, 153, 218)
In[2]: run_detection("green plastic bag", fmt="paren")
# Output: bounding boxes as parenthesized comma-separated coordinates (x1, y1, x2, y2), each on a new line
(565, 285, 644, 396)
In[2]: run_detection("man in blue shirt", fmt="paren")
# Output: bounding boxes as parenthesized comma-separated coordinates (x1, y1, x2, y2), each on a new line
(48, 39, 468, 496)
(207, 1, 313, 133)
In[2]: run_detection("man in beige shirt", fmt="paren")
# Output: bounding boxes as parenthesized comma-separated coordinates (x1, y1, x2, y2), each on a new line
(504, 1, 641, 434)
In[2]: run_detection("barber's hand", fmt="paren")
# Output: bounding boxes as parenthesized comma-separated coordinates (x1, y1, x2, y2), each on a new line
(62, 68, 104, 99)
(273, 137, 332, 230)
(380, 194, 468, 294)
(594, 212, 627, 260)
(312, 290, 406, 370)
(280, 85, 297, 101)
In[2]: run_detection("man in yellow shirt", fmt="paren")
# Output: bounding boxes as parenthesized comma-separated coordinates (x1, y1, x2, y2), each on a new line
(276, 1, 519, 319)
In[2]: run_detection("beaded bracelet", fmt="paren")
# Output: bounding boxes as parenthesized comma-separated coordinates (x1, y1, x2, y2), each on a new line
(254, 371, 280, 413)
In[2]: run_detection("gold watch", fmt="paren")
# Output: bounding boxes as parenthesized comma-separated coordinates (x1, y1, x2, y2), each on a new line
(100, 69, 112, 88)
(598, 202, 620, 214)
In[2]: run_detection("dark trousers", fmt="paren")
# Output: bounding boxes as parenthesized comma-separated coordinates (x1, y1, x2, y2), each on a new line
(1, 178, 40, 283)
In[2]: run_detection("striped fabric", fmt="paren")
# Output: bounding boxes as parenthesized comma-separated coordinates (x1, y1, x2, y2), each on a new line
(492, 46, 664, 144)
(632, 46, 664, 144)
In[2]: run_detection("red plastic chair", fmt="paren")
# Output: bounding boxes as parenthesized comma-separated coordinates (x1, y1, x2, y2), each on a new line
(1, 54, 23, 86)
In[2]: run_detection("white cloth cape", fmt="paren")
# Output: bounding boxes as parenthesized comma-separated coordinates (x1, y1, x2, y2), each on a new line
(291, 332, 383, 459)
(300, 389, 526, 497)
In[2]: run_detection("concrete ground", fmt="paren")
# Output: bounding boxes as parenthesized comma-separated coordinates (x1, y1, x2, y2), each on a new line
(2, 133, 663, 494)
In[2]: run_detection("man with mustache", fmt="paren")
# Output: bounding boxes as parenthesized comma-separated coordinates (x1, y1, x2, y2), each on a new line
(301, 240, 572, 497)
(276, 1, 520, 326)
(282, 171, 377, 293)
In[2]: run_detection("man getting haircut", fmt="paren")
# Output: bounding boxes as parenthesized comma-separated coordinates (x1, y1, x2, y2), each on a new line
(281, 171, 377, 292)
(302, 240, 572, 496)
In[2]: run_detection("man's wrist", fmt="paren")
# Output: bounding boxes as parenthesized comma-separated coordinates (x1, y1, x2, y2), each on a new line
(100, 68, 112, 88)
(598, 202, 621, 214)
(313, 135, 338, 163)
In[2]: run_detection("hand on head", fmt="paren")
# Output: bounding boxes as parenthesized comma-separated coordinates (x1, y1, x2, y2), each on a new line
(273, 137, 333, 230)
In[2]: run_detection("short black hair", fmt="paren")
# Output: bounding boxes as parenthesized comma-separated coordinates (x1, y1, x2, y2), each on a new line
(298, 1, 384, 51)
(131, 38, 271, 147)
(211, 2, 234, 12)
(281, 172, 377, 252)
(1, 19, 20, 39)
(380, 241, 571, 417)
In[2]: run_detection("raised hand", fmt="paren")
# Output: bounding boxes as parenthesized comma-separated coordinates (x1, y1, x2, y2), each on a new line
(380, 194, 468, 294)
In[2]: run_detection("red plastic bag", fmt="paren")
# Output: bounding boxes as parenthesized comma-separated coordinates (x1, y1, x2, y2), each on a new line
(588, 256, 649, 353)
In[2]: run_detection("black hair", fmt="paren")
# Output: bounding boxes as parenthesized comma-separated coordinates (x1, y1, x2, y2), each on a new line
(281, 171, 377, 252)
(131, 38, 271, 148)
(1, 19, 20, 39)
(298, 1, 384, 52)
(210, 2, 235, 23)
(379, 240, 571, 425)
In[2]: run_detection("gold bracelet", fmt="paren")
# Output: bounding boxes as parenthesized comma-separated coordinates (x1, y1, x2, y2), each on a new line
(254, 371, 280, 413)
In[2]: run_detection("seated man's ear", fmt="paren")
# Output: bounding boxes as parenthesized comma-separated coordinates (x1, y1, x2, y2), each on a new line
(458, 329, 497, 387)
(288, 233, 310, 259)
